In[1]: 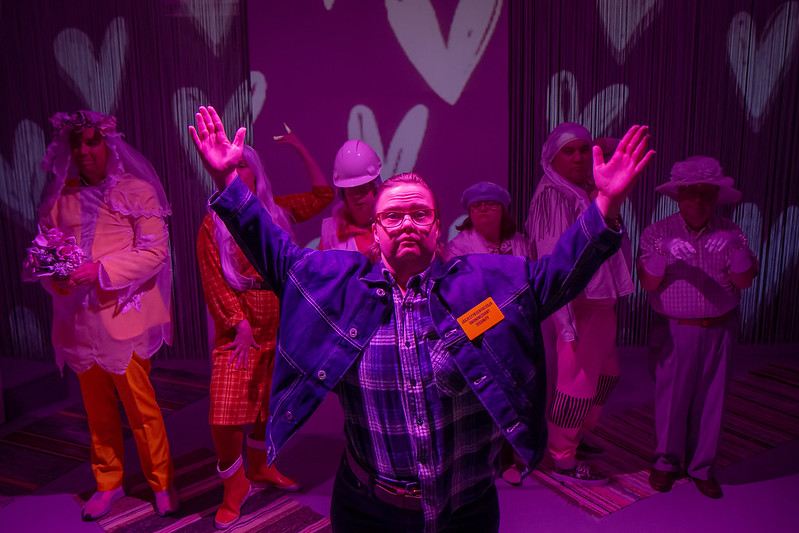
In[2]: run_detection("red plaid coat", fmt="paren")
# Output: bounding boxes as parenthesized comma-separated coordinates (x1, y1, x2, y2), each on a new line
(197, 187, 333, 425)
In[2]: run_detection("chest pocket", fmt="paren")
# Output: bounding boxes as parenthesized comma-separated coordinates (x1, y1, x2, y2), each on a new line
(429, 337, 468, 397)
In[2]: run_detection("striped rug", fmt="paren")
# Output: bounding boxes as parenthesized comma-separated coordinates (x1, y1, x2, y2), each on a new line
(74, 448, 332, 533)
(0, 367, 209, 500)
(530, 363, 799, 517)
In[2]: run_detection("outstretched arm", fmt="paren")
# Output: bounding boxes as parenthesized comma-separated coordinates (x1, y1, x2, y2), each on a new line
(274, 123, 328, 188)
(593, 125, 655, 220)
(189, 106, 246, 191)
(191, 105, 307, 295)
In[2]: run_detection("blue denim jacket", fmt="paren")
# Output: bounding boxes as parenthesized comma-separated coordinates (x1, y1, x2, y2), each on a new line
(211, 178, 622, 470)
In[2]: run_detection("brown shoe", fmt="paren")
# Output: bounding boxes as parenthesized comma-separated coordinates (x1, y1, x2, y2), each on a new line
(692, 476, 723, 499)
(649, 468, 677, 492)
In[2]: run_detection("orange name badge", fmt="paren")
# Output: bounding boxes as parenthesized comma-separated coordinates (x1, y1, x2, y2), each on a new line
(457, 297, 505, 340)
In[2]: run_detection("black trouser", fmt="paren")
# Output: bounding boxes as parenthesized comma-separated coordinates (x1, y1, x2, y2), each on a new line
(330, 455, 500, 533)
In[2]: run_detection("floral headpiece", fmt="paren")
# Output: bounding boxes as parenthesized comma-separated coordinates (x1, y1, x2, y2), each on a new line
(49, 110, 117, 137)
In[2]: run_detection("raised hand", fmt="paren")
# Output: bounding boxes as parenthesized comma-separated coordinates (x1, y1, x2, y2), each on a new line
(188, 106, 246, 190)
(273, 122, 301, 147)
(592, 125, 655, 219)
(274, 122, 328, 188)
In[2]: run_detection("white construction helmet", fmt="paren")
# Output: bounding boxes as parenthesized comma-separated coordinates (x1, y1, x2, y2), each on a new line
(332, 139, 381, 188)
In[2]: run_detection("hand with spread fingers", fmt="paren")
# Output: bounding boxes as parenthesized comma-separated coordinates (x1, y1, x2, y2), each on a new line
(224, 319, 260, 370)
(188, 106, 246, 190)
(273, 122, 298, 146)
(704, 230, 743, 253)
(662, 238, 696, 261)
(593, 125, 655, 220)
(273, 122, 328, 188)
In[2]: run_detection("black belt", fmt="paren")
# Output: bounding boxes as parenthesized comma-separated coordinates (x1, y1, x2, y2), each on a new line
(675, 310, 734, 328)
(344, 447, 422, 511)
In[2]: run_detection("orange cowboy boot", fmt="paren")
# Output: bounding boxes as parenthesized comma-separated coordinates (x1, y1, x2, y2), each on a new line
(246, 435, 301, 491)
(215, 455, 252, 529)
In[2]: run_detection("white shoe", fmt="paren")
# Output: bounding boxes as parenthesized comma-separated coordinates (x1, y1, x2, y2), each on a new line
(81, 486, 125, 520)
(154, 485, 180, 516)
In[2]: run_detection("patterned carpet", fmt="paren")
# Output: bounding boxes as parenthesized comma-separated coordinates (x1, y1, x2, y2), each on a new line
(0, 367, 210, 500)
(73, 448, 332, 533)
(530, 363, 799, 517)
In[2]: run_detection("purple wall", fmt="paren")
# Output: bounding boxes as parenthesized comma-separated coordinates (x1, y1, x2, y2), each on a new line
(2, 0, 797, 362)
(246, 0, 509, 246)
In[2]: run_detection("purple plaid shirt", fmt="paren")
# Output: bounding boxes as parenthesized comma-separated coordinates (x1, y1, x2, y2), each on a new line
(335, 265, 503, 531)
(638, 213, 756, 319)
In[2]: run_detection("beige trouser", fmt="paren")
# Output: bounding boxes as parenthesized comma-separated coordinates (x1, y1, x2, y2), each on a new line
(547, 300, 619, 469)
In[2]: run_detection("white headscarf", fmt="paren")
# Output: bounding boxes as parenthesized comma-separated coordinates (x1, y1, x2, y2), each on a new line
(527, 122, 634, 301)
(527, 122, 593, 239)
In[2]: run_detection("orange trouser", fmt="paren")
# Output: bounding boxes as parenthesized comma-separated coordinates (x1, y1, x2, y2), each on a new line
(77, 353, 174, 492)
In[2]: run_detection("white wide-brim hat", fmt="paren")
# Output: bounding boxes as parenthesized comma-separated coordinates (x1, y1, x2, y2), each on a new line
(655, 155, 741, 204)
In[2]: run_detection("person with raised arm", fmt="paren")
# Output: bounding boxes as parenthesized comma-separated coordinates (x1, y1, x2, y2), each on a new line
(189, 106, 653, 532)
(197, 127, 333, 529)
(525, 123, 636, 486)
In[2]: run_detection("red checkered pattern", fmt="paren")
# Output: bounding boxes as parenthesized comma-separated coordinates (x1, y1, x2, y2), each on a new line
(198, 189, 332, 425)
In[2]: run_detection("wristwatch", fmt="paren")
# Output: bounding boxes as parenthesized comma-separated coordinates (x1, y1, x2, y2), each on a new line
(604, 216, 622, 232)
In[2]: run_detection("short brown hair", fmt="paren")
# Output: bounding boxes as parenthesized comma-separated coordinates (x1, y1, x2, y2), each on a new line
(368, 172, 445, 262)
(375, 172, 439, 213)
(455, 209, 518, 241)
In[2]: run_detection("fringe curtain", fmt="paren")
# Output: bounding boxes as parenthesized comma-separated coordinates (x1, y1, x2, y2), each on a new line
(0, 0, 253, 360)
(509, 0, 799, 345)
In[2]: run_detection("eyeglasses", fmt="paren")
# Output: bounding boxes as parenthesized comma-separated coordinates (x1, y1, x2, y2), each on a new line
(375, 209, 437, 228)
(469, 201, 502, 211)
(343, 183, 377, 199)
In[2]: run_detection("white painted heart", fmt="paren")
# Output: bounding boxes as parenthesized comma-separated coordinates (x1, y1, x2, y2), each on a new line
(546, 71, 629, 137)
(250, 71, 267, 121)
(648, 195, 677, 226)
(727, 2, 799, 133)
(173, 71, 267, 194)
(347, 104, 429, 177)
(53, 17, 127, 114)
(182, 0, 239, 57)
(760, 206, 799, 318)
(732, 202, 763, 264)
(324, 0, 335, 10)
(0, 120, 47, 231)
(386, 0, 502, 105)
(596, 0, 661, 64)
(732, 204, 798, 329)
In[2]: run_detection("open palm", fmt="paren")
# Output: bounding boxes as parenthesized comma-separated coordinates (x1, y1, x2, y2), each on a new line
(593, 125, 654, 218)
(188, 106, 246, 189)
